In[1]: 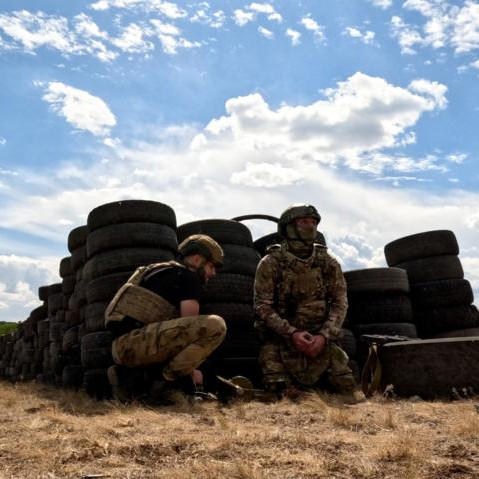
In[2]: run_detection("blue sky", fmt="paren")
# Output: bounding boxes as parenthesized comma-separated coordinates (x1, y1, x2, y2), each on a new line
(0, 0, 478, 321)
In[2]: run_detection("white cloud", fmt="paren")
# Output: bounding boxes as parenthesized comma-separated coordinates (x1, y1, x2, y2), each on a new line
(40, 82, 116, 136)
(258, 26, 273, 39)
(344, 26, 376, 44)
(286, 28, 301, 46)
(301, 17, 325, 42)
(392, 1, 479, 56)
(90, 0, 187, 18)
(233, 9, 255, 27)
(111, 23, 154, 53)
(248, 3, 282, 22)
(0, 137, 5, 146)
(202, 73, 447, 173)
(191, 8, 226, 29)
(157, 34, 201, 55)
(369, 0, 392, 8)
(0, 254, 58, 322)
(231, 162, 303, 187)
(446, 153, 468, 164)
(0, 10, 117, 62)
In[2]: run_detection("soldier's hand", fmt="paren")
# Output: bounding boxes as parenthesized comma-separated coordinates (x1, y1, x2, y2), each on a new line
(291, 330, 314, 354)
(304, 334, 327, 357)
(191, 369, 203, 386)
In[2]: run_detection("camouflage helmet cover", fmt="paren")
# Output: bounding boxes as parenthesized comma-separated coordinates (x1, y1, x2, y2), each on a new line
(178, 234, 224, 266)
(277, 203, 321, 237)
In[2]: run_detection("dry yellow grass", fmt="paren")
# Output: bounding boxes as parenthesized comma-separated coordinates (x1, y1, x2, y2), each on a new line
(0, 381, 478, 478)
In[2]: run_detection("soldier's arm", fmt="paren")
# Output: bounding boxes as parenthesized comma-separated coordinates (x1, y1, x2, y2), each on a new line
(254, 255, 297, 338)
(319, 255, 348, 340)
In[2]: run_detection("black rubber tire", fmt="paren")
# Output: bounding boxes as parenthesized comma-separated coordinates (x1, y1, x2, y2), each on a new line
(253, 231, 327, 257)
(395, 255, 464, 284)
(410, 279, 474, 309)
(83, 368, 112, 399)
(384, 230, 459, 266)
(346, 294, 413, 325)
(85, 302, 109, 333)
(220, 244, 261, 276)
(48, 283, 62, 296)
(430, 327, 479, 338)
(338, 329, 357, 359)
(48, 293, 64, 317)
(49, 322, 68, 342)
(66, 306, 82, 325)
(87, 222, 177, 258)
(75, 266, 83, 282)
(38, 286, 50, 301)
(71, 246, 87, 272)
(30, 305, 47, 322)
(414, 305, 479, 337)
(59, 257, 73, 278)
(202, 274, 254, 304)
(62, 275, 76, 295)
(344, 268, 409, 294)
(62, 326, 79, 352)
(87, 272, 132, 304)
(62, 365, 84, 388)
(177, 219, 253, 246)
(68, 225, 88, 252)
(82, 247, 174, 281)
(81, 332, 113, 369)
(200, 303, 255, 327)
(87, 200, 176, 232)
(352, 322, 418, 338)
(379, 337, 479, 398)
(211, 331, 261, 359)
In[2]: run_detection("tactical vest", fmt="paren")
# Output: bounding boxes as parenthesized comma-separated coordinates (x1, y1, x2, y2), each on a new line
(104, 261, 184, 328)
(267, 243, 331, 332)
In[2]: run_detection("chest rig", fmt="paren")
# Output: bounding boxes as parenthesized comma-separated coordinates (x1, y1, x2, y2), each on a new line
(105, 261, 184, 327)
(269, 243, 331, 332)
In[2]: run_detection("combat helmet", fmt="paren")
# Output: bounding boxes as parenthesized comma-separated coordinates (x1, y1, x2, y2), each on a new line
(178, 234, 224, 267)
(277, 203, 321, 238)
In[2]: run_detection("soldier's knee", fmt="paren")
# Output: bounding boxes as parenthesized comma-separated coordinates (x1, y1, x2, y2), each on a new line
(204, 314, 227, 338)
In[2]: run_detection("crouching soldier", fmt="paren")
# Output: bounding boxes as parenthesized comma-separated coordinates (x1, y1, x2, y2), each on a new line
(254, 204, 365, 403)
(105, 234, 227, 403)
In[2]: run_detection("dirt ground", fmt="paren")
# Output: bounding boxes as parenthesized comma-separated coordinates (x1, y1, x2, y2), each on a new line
(0, 381, 478, 479)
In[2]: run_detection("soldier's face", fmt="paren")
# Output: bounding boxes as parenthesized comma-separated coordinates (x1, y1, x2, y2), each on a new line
(203, 261, 217, 280)
(295, 217, 318, 228)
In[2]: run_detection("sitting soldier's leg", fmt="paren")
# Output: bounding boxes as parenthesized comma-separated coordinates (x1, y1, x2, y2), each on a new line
(161, 314, 226, 380)
(259, 341, 291, 394)
(325, 342, 365, 402)
(112, 314, 226, 379)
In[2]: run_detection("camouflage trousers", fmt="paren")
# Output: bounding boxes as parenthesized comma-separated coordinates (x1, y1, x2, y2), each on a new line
(260, 339, 356, 391)
(112, 315, 226, 380)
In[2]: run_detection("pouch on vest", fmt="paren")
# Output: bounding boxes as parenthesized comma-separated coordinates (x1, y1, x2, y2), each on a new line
(105, 261, 181, 328)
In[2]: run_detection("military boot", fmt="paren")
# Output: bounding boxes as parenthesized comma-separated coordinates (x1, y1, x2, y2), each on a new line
(107, 365, 146, 403)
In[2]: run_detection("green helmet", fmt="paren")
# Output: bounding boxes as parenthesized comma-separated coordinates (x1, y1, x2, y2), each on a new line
(277, 203, 321, 238)
(178, 234, 224, 267)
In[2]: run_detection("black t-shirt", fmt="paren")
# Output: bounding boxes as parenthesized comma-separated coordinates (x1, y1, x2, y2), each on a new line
(142, 265, 201, 307)
(108, 265, 202, 338)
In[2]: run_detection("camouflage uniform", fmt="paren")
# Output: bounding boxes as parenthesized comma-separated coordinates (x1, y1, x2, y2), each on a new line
(254, 242, 355, 391)
(106, 260, 226, 380)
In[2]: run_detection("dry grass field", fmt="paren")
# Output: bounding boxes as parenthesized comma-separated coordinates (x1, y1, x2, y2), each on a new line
(0, 381, 478, 479)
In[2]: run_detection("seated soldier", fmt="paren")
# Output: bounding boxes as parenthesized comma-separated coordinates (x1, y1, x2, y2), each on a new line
(105, 234, 226, 403)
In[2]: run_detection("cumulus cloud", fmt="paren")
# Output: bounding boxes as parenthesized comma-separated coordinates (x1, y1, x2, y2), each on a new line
(301, 17, 325, 42)
(0, 255, 58, 322)
(111, 22, 154, 53)
(90, 0, 187, 18)
(40, 81, 116, 136)
(286, 28, 301, 46)
(190, 7, 226, 29)
(0, 137, 5, 146)
(369, 0, 392, 8)
(233, 9, 255, 27)
(258, 26, 273, 39)
(202, 72, 447, 173)
(392, 0, 479, 56)
(344, 26, 375, 44)
(233, 3, 282, 26)
(231, 162, 303, 187)
(0, 10, 117, 62)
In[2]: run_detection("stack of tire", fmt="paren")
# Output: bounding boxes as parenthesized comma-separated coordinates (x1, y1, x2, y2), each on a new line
(62, 225, 88, 389)
(343, 268, 418, 369)
(176, 219, 262, 385)
(81, 200, 177, 398)
(384, 230, 479, 339)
